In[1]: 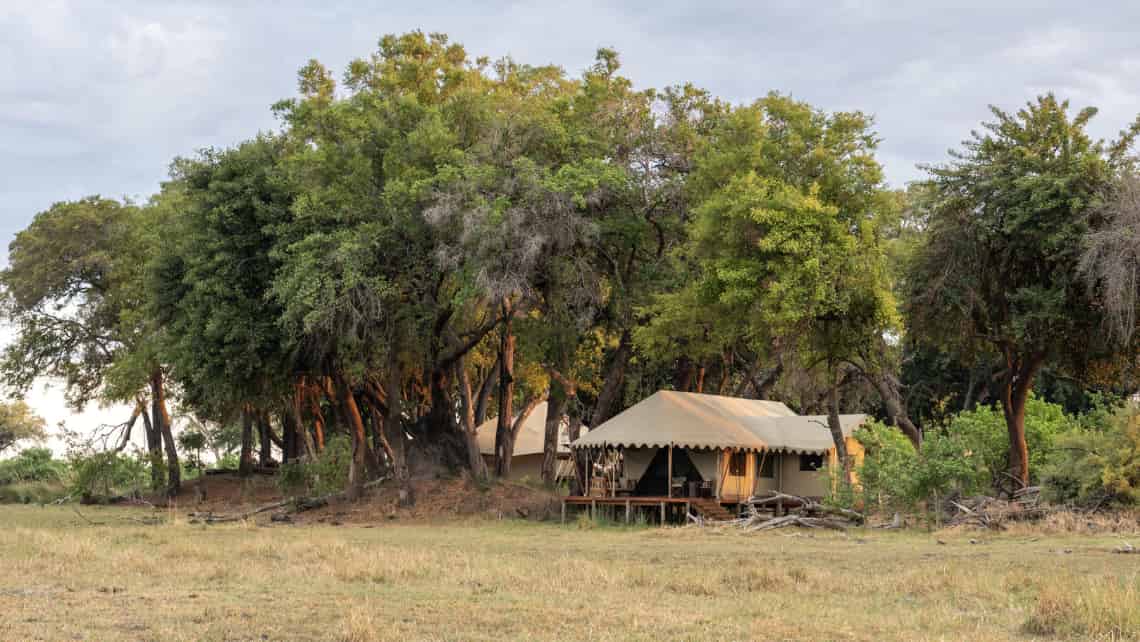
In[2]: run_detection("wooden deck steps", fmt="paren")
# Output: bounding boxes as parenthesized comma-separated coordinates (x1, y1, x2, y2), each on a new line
(690, 499, 736, 521)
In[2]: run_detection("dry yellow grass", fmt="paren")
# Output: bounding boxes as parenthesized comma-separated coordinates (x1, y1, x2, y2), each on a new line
(0, 505, 1137, 641)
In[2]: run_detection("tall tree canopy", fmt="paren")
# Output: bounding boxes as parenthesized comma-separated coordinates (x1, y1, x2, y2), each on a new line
(908, 95, 1140, 489)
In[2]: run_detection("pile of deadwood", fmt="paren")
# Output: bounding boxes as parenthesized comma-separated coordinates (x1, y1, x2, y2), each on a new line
(943, 486, 1049, 529)
(187, 477, 387, 525)
(689, 491, 865, 531)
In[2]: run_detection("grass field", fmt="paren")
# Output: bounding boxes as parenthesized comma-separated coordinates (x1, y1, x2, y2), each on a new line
(1, 505, 1137, 641)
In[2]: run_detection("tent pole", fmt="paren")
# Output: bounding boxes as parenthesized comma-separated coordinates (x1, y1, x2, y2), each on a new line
(667, 443, 673, 499)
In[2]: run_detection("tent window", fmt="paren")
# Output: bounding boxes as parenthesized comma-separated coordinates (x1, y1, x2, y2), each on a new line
(799, 454, 824, 471)
(757, 453, 775, 478)
(728, 451, 747, 476)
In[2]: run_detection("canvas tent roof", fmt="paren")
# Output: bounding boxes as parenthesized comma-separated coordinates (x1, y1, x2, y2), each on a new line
(570, 391, 866, 454)
(475, 402, 577, 457)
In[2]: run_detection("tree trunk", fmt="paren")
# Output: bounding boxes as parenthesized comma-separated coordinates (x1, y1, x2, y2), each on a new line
(592, 329, 632, 426)
(306, 382, 326, 452)
(1000, 351, 1044, 492)
(474, 354, 499, 425)
(292, 381, 317, 460)
(457, 358, 489, 480)
(280, 410, 296, 464)
(386, 357, 413, 507)
(494, 301, 516, 478)
(334, 370, 368, 501)
(114, 401, 143, 453)
(139, 400, 163, 490)
(567, 412, 586, 496)
(542, 378, 570, 486)
(426, 365, 467, 470)
(858, 368, 922, 449)
(501, 393, 545, 476)
(257, 411, 272, 467)
(673, 355, 694, 392)
(150, 369, 180, 497)
(239, 406, 254, 477)
(826, 366, 853, 486)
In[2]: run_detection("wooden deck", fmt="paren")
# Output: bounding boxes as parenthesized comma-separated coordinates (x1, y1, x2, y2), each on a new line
(561, 496, 738, 524)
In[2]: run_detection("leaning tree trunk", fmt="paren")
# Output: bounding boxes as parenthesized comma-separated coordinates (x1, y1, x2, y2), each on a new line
(592, 329, 632, 426)
(150, 370, 180, 497)
(456, 358, 489, 481)
(1000, 351, 1044, 493)
(859, 369, 922, 449)
(494, 301, 516, 478)
(334, 371, 369, 501)
(474, 354, 499, 426)
(826, 366, 853, 487)
(504, 393, 545, 473)
(542, 374, 572, 486)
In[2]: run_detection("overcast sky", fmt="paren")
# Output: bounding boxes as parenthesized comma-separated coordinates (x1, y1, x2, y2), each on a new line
(3, 0, 1140, 445)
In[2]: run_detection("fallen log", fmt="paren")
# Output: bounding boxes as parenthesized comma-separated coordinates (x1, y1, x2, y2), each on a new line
(746, 515, 851, 531)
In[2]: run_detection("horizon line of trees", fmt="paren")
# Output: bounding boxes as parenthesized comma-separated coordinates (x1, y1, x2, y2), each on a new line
(3, 31, 1140, 504)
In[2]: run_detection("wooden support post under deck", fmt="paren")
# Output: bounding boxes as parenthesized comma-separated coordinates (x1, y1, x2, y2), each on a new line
(685, 500, 690, 522)
(561, 500, 566, 524)
(625, 499, 631, 524)
(659, 501, 665, 525)
(590, 499, 596, 521)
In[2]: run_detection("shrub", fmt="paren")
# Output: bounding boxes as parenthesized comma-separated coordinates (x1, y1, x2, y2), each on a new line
(68, 450, 151, 499)
(277, 435, 351, 496)
(0, 447, 67, 485)
(945, 394, 1073, 489)
(851, 421, 980, 512)
(851, 421, 918, 511)
(1042, 405, 1140, 506)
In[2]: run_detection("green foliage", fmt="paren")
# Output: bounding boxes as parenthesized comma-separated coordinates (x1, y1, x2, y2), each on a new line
(278, 435, 352, 496)
(946, 394, 1073, 488)
(177, 430, 207, 470)
(849, 422, 918, 511)
(853, 395, 1076, 512)
(0, 400, 47, 453)
(0, 447, 67, 484)
(1042, 405, 1140, 506)
(68, 451, 150, 500)
(851, 424, 980, 512)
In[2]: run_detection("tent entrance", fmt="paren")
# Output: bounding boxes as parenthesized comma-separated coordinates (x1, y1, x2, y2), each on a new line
(634, 447, 704, 497)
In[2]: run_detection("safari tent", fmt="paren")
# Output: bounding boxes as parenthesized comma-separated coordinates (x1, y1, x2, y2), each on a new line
(475, 402, 578, 481)
(569, 391, 866, 505)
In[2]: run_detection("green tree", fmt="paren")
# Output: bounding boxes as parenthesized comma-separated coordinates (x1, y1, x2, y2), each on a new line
(0, 400, 46, 453)
(908, 95, 1140, 489)
(1, 197, 180, 494)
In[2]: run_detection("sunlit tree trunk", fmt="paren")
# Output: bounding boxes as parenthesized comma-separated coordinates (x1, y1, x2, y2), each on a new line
(1000, 350, 1044, 492)
(334, 370, 368, 501)
(150, 369, 180, 497)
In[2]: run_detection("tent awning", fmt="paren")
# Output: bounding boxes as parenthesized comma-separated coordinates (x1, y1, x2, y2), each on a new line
(570, 391, 866, 455)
